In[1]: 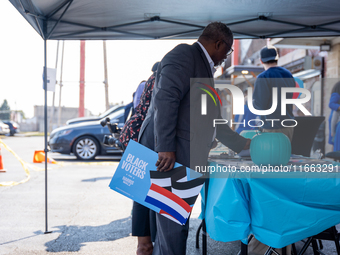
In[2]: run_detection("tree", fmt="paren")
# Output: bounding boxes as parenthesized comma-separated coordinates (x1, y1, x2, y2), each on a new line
(0, 100, 11, 120)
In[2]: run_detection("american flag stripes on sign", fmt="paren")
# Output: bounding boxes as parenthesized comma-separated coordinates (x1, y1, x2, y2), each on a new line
(109, 141, 205, 226)
(145, 183, 191, 225)
(144, 165, 205, 225)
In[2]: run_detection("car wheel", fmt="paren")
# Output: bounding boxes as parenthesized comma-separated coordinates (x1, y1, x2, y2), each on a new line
(73, 136, 99, 160)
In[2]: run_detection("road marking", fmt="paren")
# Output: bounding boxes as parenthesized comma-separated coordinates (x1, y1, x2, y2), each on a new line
(0, 139, 30, 187)
(0, 139, 119, 186)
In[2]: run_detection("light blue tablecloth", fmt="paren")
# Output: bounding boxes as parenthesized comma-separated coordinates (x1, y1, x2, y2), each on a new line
(202, 160, 340, 248)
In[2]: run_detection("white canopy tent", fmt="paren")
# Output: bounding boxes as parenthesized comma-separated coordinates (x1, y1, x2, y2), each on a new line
(8, 0, 340, 233)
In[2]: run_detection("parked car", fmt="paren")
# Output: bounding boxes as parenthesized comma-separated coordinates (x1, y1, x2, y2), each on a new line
(2, 121, 20, 136)
(66, 104, 125, 125)
(0, 121, 10, 135)
(49, 108, 125, 160)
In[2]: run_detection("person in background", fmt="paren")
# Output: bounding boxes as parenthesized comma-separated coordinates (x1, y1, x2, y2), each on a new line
(134, 80, 147, 108)
(119, 62, 159, 149)
(328, 81, 340, 151)
(252, 45, 295, 142)
(331, 108, 340, 145)
(123, 93, 135, 123)
(234, 89, 258, 134)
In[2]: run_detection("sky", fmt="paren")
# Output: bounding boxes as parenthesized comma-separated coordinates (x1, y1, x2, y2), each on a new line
(0, 1, 195, 119)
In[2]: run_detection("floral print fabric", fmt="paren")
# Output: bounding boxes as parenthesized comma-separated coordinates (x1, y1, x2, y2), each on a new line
(119, 73, 156, 149)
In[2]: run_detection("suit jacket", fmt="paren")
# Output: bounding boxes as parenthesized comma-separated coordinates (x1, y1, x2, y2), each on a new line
(139, 42, 247, 169)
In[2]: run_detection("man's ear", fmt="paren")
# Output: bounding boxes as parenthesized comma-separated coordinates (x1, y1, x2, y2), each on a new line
(215, 40, 223, 50)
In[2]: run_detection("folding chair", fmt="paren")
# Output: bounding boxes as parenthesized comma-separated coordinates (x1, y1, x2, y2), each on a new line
(292, 226, 340, 255)
(196, 224, 287, 255)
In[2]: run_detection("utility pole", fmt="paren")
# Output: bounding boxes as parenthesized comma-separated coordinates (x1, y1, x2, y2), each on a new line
(79, 40, 85, 117)
(58, 41, 65, 127)
(103, 40, 110, 110)
(49, 40, 59, 132)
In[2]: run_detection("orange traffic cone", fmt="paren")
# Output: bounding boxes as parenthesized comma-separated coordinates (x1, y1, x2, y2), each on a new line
(33, 150, 57, 164)
(0, 148, 6, 172)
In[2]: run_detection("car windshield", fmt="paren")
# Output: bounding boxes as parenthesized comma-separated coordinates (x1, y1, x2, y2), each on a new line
(107, 108, 125, 121)
(99, 105, 123, 118)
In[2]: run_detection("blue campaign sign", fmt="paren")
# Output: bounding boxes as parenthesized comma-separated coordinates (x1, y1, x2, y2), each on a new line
(109, 140, 204, 225)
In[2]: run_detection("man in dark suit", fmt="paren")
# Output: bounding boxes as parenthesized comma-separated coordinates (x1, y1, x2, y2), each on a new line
(136, 22, 250, 255)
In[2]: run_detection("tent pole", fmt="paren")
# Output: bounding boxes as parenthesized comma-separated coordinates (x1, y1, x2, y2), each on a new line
(44, 39, 52, 234)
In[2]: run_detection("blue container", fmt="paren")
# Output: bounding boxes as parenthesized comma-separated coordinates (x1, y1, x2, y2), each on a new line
(250, 132, 291, 166)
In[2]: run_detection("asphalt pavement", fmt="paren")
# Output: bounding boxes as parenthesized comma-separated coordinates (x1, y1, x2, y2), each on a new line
(0, 136, 338, 254)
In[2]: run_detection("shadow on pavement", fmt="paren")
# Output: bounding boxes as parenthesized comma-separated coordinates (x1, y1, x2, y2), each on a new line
(0, 231, 44, 246)
(45, 217, 131, 252)
(187, 218, 242, 255)
(81, 177, 112, 182)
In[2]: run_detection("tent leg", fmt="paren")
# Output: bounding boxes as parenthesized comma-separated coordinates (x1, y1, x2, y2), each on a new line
(44, 39, 52, 235)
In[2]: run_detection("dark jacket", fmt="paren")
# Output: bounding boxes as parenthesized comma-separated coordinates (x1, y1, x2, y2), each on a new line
(139, 42, 247, 169)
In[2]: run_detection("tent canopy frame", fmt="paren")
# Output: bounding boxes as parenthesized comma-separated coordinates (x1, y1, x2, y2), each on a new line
(15, 0, 340, 41)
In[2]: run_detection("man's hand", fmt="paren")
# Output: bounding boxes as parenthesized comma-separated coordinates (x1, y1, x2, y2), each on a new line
(156, 152, 176, 172)
(243, 139, 251, 150)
